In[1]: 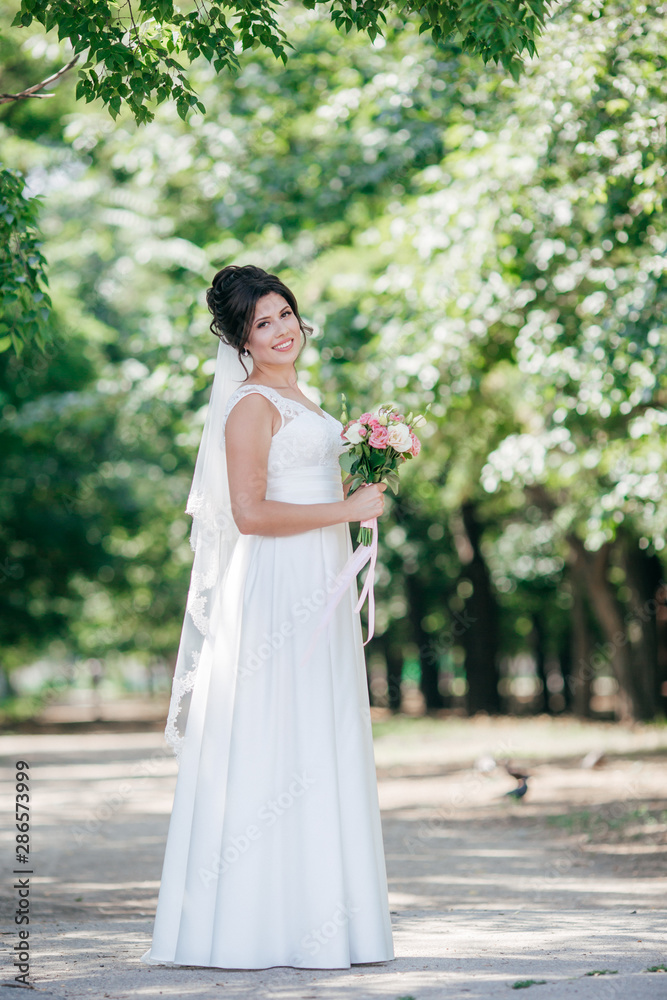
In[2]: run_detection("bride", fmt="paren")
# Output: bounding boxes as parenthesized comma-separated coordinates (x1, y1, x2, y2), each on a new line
(140, 264, 394, 970)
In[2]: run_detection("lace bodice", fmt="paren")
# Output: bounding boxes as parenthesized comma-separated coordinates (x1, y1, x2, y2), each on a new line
(222, 383, 347, 478)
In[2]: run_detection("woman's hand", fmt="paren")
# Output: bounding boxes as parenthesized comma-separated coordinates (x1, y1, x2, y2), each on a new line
(342, 482, 387, 523)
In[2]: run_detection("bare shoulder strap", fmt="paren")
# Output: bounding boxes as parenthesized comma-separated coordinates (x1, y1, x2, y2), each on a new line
(222, 384, 301, 433)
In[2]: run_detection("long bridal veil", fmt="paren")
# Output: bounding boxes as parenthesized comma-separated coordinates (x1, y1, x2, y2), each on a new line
(164, 340, 252, 759)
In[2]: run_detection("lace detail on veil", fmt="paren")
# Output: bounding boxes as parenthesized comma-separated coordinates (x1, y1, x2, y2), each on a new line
(164, 651, 199, 756)
(164, 341, 248, 762)
(184, 489, 239, 636)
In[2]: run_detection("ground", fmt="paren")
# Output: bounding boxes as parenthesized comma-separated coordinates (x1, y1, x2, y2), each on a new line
(1, 705, 666, 999)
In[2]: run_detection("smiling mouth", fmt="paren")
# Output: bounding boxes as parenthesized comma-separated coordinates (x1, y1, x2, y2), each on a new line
(273, 338, 294, 351)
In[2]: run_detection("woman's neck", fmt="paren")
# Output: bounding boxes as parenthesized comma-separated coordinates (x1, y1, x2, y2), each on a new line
(249, 363, 299, 390)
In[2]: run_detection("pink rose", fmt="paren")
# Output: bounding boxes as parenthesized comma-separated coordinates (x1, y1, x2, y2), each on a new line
(359, 412, 374, 423)
(410, 432, 421, 456)
(368, 424, 389, 448)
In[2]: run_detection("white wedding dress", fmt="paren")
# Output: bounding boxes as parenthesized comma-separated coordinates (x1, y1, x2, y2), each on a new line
(140, 384, 394, 970)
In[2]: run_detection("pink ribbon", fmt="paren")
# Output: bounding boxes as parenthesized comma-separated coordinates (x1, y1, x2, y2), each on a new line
(353, 518, 378, 644)
(298, 517, 378, 668)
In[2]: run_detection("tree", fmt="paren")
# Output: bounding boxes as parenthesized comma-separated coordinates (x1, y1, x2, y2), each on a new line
(0, 11, 467, 684)
(1, 0, 556, 349)
(9, 1, 557, 123)
(0, 167, 51, 354)
(3, 0, 666, 724)
(304, 0, 667, 719)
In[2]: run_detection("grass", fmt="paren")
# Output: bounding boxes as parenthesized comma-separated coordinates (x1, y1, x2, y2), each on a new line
(584, 970, 618, 976)
(546, 806, 667, 842)
(647, 965, 667, 972)
(371, 714, 462, 738)
(0, 691, 48, 725)
(512, 982, 547, 990)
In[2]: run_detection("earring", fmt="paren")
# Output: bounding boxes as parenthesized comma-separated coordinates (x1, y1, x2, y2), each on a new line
(242, 348, 250, 357)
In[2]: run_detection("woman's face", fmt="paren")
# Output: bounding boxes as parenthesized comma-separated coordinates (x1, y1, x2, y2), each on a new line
(245, 292, 301, 368)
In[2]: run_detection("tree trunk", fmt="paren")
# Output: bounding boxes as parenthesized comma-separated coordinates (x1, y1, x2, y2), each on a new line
(459, 502, 501, 715)
(567, 535, 657, 721)
(381, 633, 404, 712)
(657, 579, 667, 715)
(567, 572, 594, 718)
(558, 612, 573, 713)
(616, 533, 663, 720)
(404, 572, 444, 711)
(531, 612, 550, 713)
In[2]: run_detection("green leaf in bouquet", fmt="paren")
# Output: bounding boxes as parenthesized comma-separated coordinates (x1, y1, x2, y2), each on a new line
(339, 450, 356, 473)
(346, 473, 367, 495)
(385, 471, 401, 495)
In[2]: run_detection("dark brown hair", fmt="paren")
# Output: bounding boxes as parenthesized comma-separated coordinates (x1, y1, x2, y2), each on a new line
(205, 264, 312, 379)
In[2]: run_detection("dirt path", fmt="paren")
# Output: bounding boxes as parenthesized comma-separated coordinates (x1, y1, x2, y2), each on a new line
(1, 716, 666, 998)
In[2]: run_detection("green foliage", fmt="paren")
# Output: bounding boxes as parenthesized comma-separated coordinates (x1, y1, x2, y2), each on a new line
(12, 0, 284, 123)
(10, 0, 555, 124)
(1, 0, 666, 719)
(0, 167, 52, 353)
(2, 0, 555, 353)
(407, 0, 554, 79)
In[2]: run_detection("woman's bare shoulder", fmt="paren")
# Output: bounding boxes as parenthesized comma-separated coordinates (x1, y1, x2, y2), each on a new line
(224, 388, 279, 437)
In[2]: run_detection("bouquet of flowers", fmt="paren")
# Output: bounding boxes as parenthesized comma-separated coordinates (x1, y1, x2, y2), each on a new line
(298, 397, 428, 665)
(339, 398, 428, 545)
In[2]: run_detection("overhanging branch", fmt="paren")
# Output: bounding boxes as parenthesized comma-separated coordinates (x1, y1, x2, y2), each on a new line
(0, 54, 79, 105)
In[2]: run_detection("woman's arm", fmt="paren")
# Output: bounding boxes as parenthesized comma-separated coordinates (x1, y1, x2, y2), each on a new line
(226, 393, 350, 537)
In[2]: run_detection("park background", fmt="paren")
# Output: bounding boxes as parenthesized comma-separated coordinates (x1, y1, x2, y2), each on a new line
(1, 0, 667, 730)
(2, 2, 667, 996)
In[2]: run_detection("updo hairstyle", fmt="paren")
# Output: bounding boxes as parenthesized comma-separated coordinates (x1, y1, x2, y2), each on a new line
(205, 264, 312, 379)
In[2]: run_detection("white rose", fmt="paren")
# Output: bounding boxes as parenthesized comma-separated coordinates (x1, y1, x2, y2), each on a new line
(386, 423, 412, 452)
(343, 421, 365, 444)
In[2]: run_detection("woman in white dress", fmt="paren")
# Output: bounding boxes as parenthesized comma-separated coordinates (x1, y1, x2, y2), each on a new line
(141, 264, 394, 970)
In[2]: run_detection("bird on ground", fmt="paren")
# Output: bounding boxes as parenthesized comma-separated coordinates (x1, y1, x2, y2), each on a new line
(504, 777, 529, 800)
